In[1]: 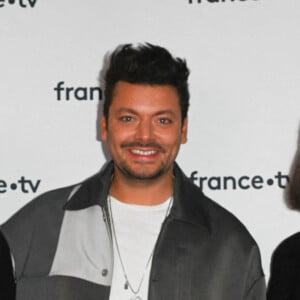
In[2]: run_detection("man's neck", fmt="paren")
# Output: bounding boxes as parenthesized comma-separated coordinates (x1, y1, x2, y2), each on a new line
(109, 171, 174, 206)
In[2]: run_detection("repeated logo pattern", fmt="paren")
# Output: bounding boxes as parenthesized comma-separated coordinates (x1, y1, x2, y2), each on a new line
(190, 171, 289, 190)
(54, 81, 103, 101)
(0, 0, 38, 8)
(0, 177, 41, 194)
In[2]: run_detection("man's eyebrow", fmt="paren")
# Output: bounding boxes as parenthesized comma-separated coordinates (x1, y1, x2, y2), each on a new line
(153, 110, 176, 117)
(115, 108, 176, 116)
(116, 108, 138, 114)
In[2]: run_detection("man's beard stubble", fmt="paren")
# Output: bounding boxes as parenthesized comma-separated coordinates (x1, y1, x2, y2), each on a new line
(116, 141, 171, 181)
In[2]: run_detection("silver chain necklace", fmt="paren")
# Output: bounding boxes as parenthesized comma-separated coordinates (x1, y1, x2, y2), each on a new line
(108, 195, 173, 300)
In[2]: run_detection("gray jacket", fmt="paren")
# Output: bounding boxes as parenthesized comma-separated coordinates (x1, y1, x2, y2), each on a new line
(1, 161, 266, 300)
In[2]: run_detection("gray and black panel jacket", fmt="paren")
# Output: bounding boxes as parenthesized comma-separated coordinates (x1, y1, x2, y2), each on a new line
(0, 161, 266, 300)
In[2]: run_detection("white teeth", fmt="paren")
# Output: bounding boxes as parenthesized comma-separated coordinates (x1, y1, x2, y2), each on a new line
(131, 149, 156, 156)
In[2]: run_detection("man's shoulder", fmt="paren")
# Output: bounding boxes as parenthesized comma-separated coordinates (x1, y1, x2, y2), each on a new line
(1, 182, 81, 232)
(182, 176, 257, 246)
(204, 194, 256, 245)
(2, 162, 112, 228)
(19, 183, 77, 212)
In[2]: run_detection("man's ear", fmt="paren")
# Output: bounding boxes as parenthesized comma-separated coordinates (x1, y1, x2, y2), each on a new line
(101, 116, 108, 141)
(181, 117, 188, 144)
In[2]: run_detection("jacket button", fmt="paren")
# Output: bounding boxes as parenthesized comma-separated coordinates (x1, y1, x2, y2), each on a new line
(102, 269, 108, 277)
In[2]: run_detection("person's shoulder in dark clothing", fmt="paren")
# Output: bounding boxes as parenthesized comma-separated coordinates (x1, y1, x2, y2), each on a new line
(0, 230, 16, 300)
(267, 232, 300, 300)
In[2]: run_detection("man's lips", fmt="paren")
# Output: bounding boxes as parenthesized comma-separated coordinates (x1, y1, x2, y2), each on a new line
(121, 142, 165, 153)
(130, 149, 158, 156)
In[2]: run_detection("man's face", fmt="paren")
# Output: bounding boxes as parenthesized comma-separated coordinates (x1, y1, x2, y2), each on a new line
(101, 81, 188, 181)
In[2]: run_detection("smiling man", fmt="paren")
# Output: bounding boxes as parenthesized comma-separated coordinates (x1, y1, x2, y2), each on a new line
(0, 43, 266, 300)
(102, 81, 187, 205)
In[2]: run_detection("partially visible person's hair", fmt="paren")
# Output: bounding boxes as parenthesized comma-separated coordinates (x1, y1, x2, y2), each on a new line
(288, 146, 300, 210)
(104, 43, 190, 122)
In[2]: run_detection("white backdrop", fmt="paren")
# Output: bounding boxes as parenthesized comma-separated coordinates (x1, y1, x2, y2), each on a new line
(1, 0, 300, 280)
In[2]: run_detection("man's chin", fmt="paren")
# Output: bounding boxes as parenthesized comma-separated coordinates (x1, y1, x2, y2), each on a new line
(120, 167, 165, 181)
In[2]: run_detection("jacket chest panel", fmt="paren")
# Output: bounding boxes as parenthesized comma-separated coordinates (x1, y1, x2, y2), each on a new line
(49, 206, 113, 286)
(149, 220, 245, 300)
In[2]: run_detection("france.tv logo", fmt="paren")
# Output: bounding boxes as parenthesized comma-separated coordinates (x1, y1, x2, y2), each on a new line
(0, 0, 38, 8)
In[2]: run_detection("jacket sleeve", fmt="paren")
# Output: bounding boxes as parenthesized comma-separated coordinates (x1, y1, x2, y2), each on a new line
(245, 277, 266, 300)
(244, 245, 266, 300)
(0, 230, 16, 300)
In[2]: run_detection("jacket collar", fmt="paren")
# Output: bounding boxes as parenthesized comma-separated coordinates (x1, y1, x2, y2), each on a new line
(64, 160, 114, 210)
(64, 160, 211, 231)
(172, 163, 211, 231)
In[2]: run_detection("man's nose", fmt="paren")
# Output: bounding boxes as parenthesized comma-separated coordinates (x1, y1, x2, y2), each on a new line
(135, 119, 154, 141)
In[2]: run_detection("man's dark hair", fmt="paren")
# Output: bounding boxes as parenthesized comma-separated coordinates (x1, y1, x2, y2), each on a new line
(104, 43, 190, 122)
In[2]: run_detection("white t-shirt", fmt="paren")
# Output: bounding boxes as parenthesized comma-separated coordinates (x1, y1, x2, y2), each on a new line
(108, 196, 172, 300)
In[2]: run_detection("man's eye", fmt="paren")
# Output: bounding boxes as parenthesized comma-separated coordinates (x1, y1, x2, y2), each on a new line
(120, 116, 134, 122)
(158, 118, 172, 125)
